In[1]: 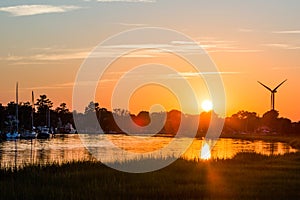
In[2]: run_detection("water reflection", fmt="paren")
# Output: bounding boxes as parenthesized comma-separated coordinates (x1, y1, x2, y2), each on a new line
(0, 135, 92, 169)
(200, 142, 211, 160)
(0, 134, 297, 169)
(183, 138, 297, 160)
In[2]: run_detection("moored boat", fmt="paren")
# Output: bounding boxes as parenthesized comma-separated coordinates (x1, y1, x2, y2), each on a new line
(6, 82, 20, 140)
(21, 130, 37, 139)
(37, 126, 51, 139)
(6, 131, 20, 139)
(21, 91, 37, 139)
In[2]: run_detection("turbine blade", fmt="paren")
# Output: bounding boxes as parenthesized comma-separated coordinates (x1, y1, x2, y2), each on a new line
(273, 79, 287, 91)
(258, 81, 272, 92)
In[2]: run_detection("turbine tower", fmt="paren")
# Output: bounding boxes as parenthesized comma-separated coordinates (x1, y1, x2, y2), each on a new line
(258, 79, 287, 111)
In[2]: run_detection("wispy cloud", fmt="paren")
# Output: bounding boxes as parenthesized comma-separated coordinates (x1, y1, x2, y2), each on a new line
(238, 28, 254, 32)
(0, 5, 82, 16)
(171, 40, 261, 53)
(27, 82, 74, 90)
(262, 43, 300, 50)
(1, 40, 262, 65)
(26, 81, 100, 90)
(210, 49, 262, 53)
(31, 52, 89, 61)
(273, 30, 300, 34)
(164, 71, 241, 79)
(0, 47, 91, 64)
(271, 66, 300, 71)
(178, 72, 241, 77)
(262, 43, 289, 48)
(1, 37, 266, 65)
(96, 0, 155, 2)
(117, 22, 148, 27)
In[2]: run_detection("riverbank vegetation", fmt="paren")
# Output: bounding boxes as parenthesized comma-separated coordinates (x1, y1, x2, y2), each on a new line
(0, 152, 299, 199)
(1, 96, 300, 137)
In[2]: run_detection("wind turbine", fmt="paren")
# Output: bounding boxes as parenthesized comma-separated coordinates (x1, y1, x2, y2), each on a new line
(257, 79, 287, 111)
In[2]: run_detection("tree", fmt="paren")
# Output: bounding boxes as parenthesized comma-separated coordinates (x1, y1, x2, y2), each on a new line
(4, 101, 18, 132)
(6, 101, 17, 116)
(225, 111, 259, 133)
(18, 102, 32, 130)
(35, 95, 53, 126)
(164, 110, 182, 135)
(55, 103, 69, 114)
(199, 111, 212, 133)
(84, 101, 97, 114)
(55, 103, 72, 125)
(113, 108, 129, 117)
(277, 117, 292, 134)
(36, 95, 53, 113)
(0, 103, 5, 131)
(262, 110, 279, 131)
(134, 111, 150, 127)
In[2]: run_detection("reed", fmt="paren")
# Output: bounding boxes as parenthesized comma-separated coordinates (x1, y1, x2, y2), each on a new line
(0, 152, 299, 199)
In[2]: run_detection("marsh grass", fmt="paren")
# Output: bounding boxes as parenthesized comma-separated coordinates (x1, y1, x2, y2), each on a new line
(0, 152, 300, 199)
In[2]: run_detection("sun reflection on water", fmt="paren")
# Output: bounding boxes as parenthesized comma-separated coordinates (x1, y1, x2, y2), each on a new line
(200, 142, 211, 160)
(0, 134, 298, 169)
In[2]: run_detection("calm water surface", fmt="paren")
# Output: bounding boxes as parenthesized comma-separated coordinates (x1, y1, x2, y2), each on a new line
(0, 134, 297, 169)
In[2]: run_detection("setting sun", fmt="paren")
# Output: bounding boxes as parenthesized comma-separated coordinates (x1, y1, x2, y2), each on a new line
(201, 100, 213, 112)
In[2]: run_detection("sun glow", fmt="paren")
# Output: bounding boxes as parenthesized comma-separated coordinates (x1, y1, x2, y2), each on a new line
(201, 100, 213, 112)
(200, 142, 211, 160)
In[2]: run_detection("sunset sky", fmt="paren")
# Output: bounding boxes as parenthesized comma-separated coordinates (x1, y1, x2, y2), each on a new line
(1, 0, 300, 121)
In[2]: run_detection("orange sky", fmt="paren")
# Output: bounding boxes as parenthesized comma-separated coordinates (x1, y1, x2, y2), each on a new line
(0, 1, 300, 121)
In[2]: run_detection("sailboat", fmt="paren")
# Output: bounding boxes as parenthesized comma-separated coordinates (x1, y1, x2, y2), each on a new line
(37, 107, 51, 139)
(6, 82, 20, 139)
(21, 91, 37, 139)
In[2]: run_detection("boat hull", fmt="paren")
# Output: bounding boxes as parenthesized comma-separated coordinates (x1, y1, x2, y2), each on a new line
(20, 131, 37, 139)
(6, 132, 20, 139)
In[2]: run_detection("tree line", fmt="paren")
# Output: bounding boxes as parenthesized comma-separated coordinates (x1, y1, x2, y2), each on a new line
(0, 95, 73, 133)
(0, 95, 299, 136)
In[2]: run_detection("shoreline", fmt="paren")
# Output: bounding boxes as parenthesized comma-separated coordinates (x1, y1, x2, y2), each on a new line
(1, 131, 299, 150)
(219, 133, 300, 150)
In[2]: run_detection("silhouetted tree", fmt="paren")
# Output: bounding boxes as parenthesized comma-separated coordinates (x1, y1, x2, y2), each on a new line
(55, 102, 73, 126)
(291, 122, 300, 135)
(18, 102, 32, 130)
(198, 111, 212, 133)
(226, 111, 259, 132)
(164, 110, 182, 135)
(1, 93, 300, 137)
(277, 117, 292, 134)
(35, 95, 53, 126)
(133, 111, 150, 127)
(262, 110, 279, 131)
(2, 102, 19, 133)
(84, 101, 99, 115)
(0, 104, 5, 131)
(36, 95, 53, 113)
(55, 103, 69, 114)
(6, 101, 17, 117)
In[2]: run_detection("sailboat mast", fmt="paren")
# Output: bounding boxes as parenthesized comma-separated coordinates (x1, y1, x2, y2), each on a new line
(48, 109, 50, 128)
(31, 91, 34, 130)
(16, 82, 19, 133)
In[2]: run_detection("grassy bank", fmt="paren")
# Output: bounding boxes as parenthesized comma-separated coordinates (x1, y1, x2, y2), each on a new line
(1, 152, 300, 199)
(221, 133, 300, 149)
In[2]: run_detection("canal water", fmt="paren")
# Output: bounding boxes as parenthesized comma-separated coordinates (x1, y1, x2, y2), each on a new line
(0, 134, 297, 169)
